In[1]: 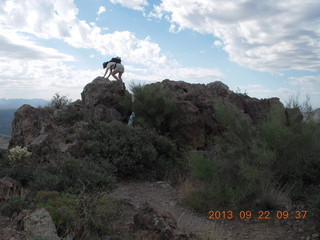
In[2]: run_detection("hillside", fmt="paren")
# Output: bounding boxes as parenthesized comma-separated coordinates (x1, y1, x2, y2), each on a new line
(0, 77, 319, 240)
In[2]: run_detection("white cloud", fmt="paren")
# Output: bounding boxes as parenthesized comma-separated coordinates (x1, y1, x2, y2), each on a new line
(234, 83, 320, 109)
(97, 6, 106, 15)
(288, 75, 320, 91)
(151, 0, 320, 73)
(0, 0, 225, 101)
(0, 0, 166, 67)
(110, 0, 148, 11)
(0, 30, 74, 61)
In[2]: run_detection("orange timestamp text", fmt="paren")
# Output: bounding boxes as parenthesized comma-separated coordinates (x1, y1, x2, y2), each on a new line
(208, 210, 307, 220)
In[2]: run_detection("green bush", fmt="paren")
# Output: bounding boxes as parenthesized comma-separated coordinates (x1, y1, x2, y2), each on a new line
(130, 83, 177, 133)
(55, 105, 84, 125)
(49, 93, 72, 109)
(0, 196, 29, 216)
(35, 191, 78, 236)
(76, 191, 121, 235)
(186, 99, 320, 212)
(30, 157, 115, 194)
(258, 106, 320, 193)
(85, 121, 181, 180)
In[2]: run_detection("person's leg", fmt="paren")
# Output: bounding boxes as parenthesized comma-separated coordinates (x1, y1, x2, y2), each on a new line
(112, 70, 120, 81)
(119, 72, 123, 81)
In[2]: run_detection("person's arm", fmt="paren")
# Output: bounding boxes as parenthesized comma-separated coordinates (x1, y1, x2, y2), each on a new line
(105, 68, 113, 79)
(103, 68, 109, 78)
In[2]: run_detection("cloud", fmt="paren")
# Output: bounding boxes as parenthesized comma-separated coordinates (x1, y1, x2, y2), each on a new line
(109, 0, 148, 11)
(235, 82, 320, 109)
(0, 0, 224, 101)
(0, 0, 165, 67)
(97, 6, 106, 15)
(0, 30, 74, 61)
(151, 0, 320, 73)
(0, 57, 100, 100)
(288, 75, 320, 91)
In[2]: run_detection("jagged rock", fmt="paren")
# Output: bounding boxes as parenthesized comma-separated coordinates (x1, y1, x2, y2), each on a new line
(150, 79, 286, 148)
(8, 78, 132, 161)
(0, 177, 26, 203)
(133, 202, 200, 240)
(23, 208, 60, 239)
(9, 77, 291, 155)
(81, 77, 131, 122)
(0, 208, 59, 240)
(9, 104, 54, 148)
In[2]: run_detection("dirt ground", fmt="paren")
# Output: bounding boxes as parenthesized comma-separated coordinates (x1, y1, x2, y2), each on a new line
(111, 180, 319, 240)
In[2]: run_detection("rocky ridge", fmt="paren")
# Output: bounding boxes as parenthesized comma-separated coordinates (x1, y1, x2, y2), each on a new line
(8, 77, 294, 159)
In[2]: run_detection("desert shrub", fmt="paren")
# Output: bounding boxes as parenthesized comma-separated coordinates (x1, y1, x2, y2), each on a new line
(30, 157, 115, 194)
(55, 105, 84, 125)
(258, 105, 320, 196)
(85, 121, 181, 180)
(49, 93, 72, 109)
(35, 191, 78, 236)
(185, 98, 320, 212)
(285, 94, 313, 121)
(185, 100, 282, 211)
(0, 196, 29, 216)
(8, 146, 32, 166)
(76, 191, 122, 236)
(130, 83, 177, 133)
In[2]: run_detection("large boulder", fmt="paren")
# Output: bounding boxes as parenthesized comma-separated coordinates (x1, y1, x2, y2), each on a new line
(81, 77, 131, 122)
(0, 208, 59, 240)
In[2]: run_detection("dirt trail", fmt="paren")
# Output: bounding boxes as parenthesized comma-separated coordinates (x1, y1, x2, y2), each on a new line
(111, 181, 317, 240)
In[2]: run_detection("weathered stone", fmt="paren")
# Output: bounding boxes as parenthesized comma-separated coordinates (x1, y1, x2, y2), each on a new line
(8, 77, 292, 157)
(81, 77, 131, 123)
(133, 202, 200, 240)
(23, 208, 59, 239)
(149, 79, 285, 148)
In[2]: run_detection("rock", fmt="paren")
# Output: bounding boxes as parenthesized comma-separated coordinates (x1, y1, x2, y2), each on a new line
(0, 208, 59, 240)
(133, 202, 200, 240)
(8, 77, 293, 157)
(150, 79, 285, 148)
(9, 104, 54, 148)
(23, 208, 60, 239)
(81, 77, 131, 123)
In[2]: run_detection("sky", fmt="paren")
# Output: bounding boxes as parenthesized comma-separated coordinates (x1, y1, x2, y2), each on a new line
(0, 0, 319, 108)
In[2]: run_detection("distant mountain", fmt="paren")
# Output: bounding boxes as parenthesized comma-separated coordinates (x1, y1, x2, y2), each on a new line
(0, 98, 48, 109)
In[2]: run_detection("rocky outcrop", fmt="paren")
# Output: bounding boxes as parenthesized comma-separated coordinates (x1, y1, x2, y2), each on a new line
(8, 77, 289, 156)
(9, 77, 131, 161)
(133, 202, 200, 240)
(151, 80, 284, 148)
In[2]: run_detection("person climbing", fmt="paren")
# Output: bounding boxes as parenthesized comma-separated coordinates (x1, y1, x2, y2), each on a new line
(111, 62, 125, 82)
(102, 56, 122, 80)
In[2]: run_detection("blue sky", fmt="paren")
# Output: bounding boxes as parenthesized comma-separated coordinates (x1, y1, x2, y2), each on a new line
(0, 0, 319, 108)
